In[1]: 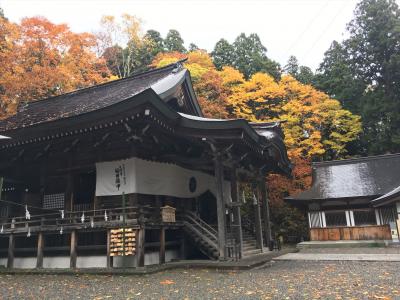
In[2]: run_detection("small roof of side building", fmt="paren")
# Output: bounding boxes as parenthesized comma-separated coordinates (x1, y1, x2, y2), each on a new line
(286, 153, 400, 206)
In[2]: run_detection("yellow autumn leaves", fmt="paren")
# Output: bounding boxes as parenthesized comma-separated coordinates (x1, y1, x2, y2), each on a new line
(227, 73, 361, 159)
(153, 51, 362, 160)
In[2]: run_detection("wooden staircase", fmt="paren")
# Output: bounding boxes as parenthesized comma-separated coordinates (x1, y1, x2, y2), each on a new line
(183, 212, 262, 260)
(183, 211, 219, 260)
(241, 230, 262, 257)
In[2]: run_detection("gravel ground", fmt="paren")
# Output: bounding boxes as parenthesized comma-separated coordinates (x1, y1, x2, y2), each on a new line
(0, 261, 399, 299)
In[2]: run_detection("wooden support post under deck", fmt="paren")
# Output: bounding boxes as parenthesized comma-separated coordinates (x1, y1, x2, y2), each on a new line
(137, 228, 145, 267)
(231, 167, 243, 258)
(253, 188, 263, 251)
(159, 227, 165, 264)
(7, 234, 14, 268)
(180, 231, 186, 260)
(106, 229, 113, 268)
(214, 154, 227, 260)
(70, 230, 77, 268)
(260, 179, 272, 248)
(36, 232, 44, 268)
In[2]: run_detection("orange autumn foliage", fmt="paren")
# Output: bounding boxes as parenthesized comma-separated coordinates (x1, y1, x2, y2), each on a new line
(0, 16, 110, 118)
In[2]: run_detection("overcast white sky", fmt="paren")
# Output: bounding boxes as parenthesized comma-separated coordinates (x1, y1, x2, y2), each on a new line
(0, 0, 381, 70)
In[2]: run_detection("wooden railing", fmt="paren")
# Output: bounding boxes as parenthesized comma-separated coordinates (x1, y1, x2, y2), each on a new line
(310, 225, 392, 241)
(0, 205, 181, 235)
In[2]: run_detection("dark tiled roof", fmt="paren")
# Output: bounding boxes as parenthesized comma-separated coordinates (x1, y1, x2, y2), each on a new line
(0, 63, 181, 132)
(288, 153, 400, 201)
(371, 185, 400, 206)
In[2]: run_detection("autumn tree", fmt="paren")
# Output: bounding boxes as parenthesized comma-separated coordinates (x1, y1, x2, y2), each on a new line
(97, 14, 147, 77)
(0, 17, 110, 117)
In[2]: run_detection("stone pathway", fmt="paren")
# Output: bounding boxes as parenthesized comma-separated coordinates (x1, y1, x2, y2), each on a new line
(275, 252, 400, 261)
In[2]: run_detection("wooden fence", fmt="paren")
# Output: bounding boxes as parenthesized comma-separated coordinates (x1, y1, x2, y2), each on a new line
(310, 225, 392, 241)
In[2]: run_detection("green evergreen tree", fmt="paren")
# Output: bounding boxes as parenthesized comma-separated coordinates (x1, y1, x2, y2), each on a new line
(317, 0, 400, 155)
(211, 38, 235, 70)
(144, 30, 164, 54)
(164, 29, 186, 53)
(188, 43, 199, 51)
(231, 33, 280, 80)
(284, 55, 299, 77)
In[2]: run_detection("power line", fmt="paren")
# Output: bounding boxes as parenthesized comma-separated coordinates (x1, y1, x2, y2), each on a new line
(301, 0, 352, 64)
(285, 0, 330, 56)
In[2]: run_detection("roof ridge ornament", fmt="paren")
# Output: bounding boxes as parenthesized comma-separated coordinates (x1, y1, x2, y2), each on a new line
(172, 58, 188, 73)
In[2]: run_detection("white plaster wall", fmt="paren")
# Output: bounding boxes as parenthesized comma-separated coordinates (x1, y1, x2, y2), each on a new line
(0, 249, 180, 269)
(0, 258, 7, 267)
(77, 256, 107, 268)
(43, 256, 70, 268)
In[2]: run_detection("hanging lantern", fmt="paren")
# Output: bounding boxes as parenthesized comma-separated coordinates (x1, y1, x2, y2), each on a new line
(81, 212, 85, 223)
(60, 210, 64, 219)
(27, 227, 31, 237)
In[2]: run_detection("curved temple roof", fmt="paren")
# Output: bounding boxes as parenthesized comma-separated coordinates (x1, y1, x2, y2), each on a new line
(287, 153, 400, 205)
(0, 62, 291, 175)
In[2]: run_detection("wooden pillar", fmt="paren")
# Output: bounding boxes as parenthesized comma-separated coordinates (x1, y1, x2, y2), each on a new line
(65, 172, 74, 213)
(231, 167, 243, 258)
(159, 227, 165, 264)
(36, 232, 44, 268)
(179, 231, 186, 260)
(214, 154, 227, 260)
(253, 186, 263, 251)
(70, 230, 77, 268)
(7, 234, 14, 268)
(260, 179, 272, 248)
(106, 229, 113, 268)
(136, 228, 145, 267)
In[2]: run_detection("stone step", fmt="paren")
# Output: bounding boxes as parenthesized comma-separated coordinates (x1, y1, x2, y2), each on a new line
(243, 248, 262, 257)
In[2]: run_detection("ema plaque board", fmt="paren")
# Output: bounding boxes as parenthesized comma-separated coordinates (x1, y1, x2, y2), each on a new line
(110, 228, 136, 256)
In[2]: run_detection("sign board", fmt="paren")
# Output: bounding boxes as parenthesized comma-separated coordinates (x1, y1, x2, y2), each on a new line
(110, 228, 136, 256)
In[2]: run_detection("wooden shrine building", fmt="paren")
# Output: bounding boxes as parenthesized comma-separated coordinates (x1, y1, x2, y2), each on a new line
(287, 154, 400, 242)
(0, 61, 291, 268)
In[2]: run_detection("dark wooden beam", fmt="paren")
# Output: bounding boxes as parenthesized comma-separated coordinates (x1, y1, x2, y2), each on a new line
(259, 179, 272, 248)
(11, 149, 25, 162)
(159, 227, 165, 264)
(214, 153, 227, 260)
(7, 234, 14, 268)
(253, 190, 264, 251)
(70, 230, 77, 268)
(231, 166, 243, 259)
(94, 133, 111, 148)
(106, 229, 113, 268)
(36, 232, 44, 268)
(137, 228, 145, 267)
(63, 138, 79, 153)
